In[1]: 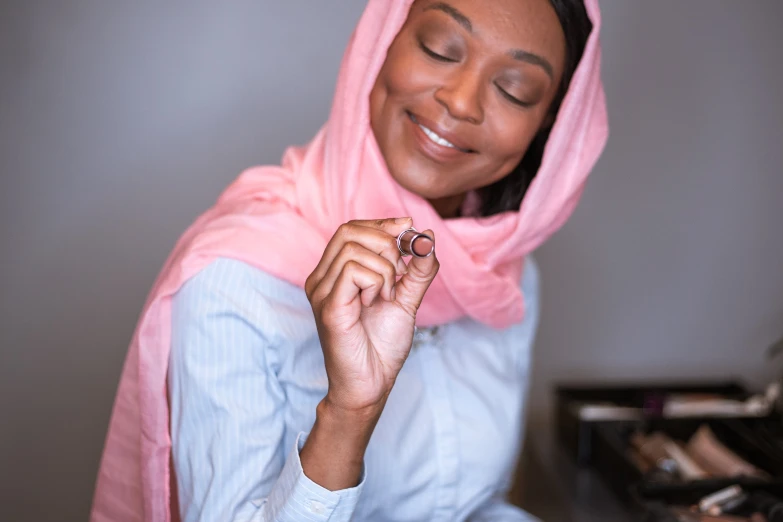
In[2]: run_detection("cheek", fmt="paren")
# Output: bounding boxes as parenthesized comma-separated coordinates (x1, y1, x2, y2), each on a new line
(480, 76, 562, 172)
(371, 53, 409, 138)
(485, 113, 541, 170)
(377, 42, 437, 106)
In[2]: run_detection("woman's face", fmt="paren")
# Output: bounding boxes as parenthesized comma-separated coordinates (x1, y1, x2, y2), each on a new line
(370, 0, 567, 217)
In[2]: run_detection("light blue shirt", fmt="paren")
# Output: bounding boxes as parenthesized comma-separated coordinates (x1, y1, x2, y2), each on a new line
(169, 256, 541, 522)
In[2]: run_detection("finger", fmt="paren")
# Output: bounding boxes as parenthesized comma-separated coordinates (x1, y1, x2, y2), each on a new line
(308, 218, 411, 294)
(314, 242, 398, 304)
(323, 260, 385, 316)
(394, 229, 439, 314)
(347, 217, 414, 237)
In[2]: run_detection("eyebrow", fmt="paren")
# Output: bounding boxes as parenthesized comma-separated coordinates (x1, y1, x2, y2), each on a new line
(424, 2, 472, 32)
(509, 49, 554, 80)
(423, 1, 555, 81)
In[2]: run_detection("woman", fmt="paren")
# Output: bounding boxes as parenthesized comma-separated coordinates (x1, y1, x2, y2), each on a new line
(91, 0, 607, 520)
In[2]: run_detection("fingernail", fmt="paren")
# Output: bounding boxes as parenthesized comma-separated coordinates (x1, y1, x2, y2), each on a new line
(397, 258, 408, 275)
(395, 217, 412, 224)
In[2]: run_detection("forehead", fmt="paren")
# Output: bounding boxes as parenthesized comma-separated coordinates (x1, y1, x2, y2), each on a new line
(410, 0, 566, 72)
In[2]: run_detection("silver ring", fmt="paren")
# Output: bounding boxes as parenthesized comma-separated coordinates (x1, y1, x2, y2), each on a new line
(397, 227, 434, 258)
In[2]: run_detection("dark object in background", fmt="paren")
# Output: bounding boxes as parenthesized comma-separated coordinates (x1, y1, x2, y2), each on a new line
(747, 491, 783, 521)
(630, 426, 768, 481)
(554, 381, 783, 520)
(657, 489, 783, 521)
(592, 418, 783, 505)
(555, 382, 759, 466)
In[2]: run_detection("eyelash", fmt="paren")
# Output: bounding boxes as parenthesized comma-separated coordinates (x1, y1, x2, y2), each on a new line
(419, 42, 531, 109)
(496, 85, 532, 108)
(419, 42, 457, 63)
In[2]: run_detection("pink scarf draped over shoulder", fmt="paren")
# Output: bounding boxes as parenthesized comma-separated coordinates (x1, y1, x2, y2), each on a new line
(91, 0, 608, 520)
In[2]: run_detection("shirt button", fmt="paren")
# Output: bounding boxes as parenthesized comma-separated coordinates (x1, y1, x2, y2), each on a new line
(309, 500, 326, 515)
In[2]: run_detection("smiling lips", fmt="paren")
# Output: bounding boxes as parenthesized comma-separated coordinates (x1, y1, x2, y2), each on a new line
(407, 112, 475, 158)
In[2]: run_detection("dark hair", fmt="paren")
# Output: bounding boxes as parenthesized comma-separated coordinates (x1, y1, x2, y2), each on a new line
(475, 0, 592, 217)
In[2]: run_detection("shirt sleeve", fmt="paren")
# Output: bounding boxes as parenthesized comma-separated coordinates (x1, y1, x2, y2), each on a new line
(168, 258, 366, 522)
(467, 257, 542, 522)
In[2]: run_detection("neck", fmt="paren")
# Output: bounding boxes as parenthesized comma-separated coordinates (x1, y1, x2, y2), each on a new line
(428, 193, 466, 219)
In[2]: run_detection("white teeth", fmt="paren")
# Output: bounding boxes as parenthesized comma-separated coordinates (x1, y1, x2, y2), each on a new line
(418, 124, 457, 149)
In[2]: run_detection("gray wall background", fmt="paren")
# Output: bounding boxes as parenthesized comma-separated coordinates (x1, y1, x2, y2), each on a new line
(1, 1, 782, 520)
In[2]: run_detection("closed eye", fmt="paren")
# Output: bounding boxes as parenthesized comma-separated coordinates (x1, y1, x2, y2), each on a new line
(496, 84, 533, 108)
(419, 42, 458, 63)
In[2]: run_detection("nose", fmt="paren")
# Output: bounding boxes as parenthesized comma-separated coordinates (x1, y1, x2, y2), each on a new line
(434, 68, 485, 125)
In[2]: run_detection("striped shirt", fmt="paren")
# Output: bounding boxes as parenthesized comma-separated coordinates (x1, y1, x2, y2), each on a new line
(168, 256, 540, 522)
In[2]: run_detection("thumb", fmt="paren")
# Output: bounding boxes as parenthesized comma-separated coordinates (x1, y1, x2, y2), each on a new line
(394, 229, 439, 314)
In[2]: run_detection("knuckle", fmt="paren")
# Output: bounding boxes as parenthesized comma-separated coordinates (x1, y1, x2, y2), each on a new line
(342, 241, 360, 257)
(336, 223, 352, 239)
(343, 259, 361, 273)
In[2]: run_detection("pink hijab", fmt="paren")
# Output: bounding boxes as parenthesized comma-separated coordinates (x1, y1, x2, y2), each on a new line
(91, 0, 608, 520)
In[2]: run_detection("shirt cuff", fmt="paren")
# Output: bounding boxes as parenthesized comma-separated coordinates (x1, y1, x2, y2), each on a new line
(260, 431, 366, 521)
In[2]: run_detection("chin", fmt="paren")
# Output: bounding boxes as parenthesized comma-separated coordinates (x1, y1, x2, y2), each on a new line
(388, 167, 453, 200)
